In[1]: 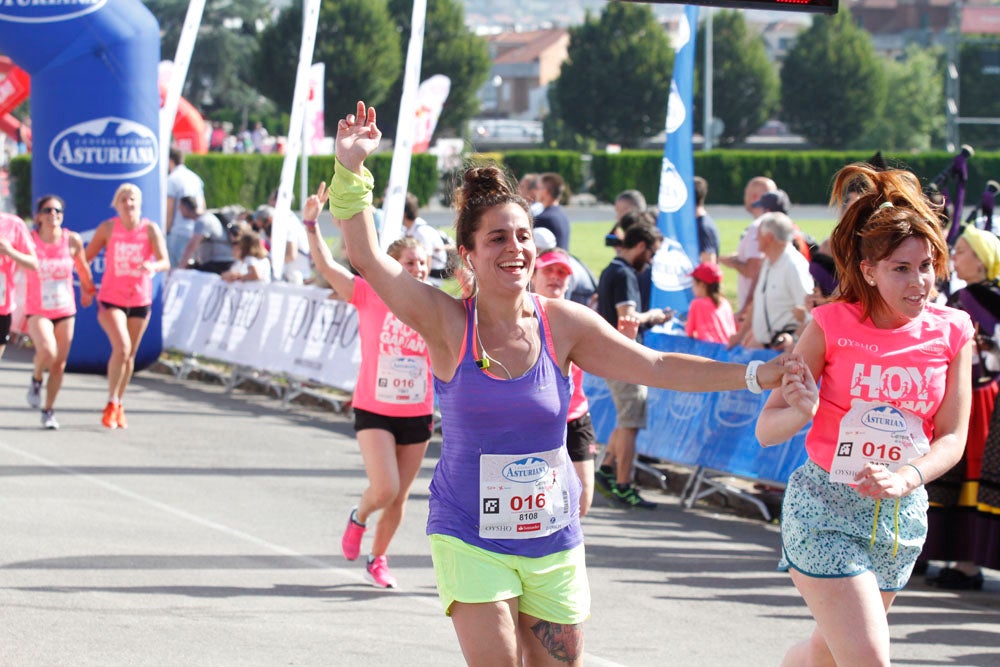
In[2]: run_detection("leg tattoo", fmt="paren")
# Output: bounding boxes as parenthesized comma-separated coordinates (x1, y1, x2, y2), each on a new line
(531, 620, 583, 663)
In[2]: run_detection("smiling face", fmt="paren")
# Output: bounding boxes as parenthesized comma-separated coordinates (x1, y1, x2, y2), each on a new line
(463, 203, 535, 295)
(862, 236, 936, 328)
(952, 236, 986, 283)
(397, 246, 429, 283)
(36, 197, 64, 230)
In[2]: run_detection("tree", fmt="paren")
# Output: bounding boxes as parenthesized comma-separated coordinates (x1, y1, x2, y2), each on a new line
(377, 0, 491, 139)
(148, 0, 274, 117)
(780, 12, 885, 149)
(694, 10, 779, 147)
(255, 0, 400, 136)
(552, 3, 674, 148)
(959, 40, 1000, 151)
(856, 45, 945, 151)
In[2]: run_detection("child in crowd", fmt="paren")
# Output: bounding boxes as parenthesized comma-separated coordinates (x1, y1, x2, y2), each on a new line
(222, 230, 271, 283)
(685, 262, 736, 345)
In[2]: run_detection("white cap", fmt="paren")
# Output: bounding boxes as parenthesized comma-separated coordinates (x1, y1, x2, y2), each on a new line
(533, 227, 557, 253)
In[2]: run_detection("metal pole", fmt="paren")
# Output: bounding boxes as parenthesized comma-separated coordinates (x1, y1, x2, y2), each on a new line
(703, 8, 714, 152)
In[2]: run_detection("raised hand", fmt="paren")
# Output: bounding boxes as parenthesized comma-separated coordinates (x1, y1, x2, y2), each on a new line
(336, 101, 381, 174)
(304, 182, 329, 221)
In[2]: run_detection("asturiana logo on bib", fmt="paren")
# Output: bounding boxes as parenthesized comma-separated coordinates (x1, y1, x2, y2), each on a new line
(0, 0, 107, 23)
(502, 457, 549, 483)
(861, 406, 907, 432)
(50, 117, 158, 180)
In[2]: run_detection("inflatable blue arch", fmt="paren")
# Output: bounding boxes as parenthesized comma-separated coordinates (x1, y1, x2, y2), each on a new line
(0, 0, 163, 372)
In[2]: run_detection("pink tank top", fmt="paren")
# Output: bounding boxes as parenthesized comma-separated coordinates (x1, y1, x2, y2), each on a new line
(98, 217, 154, 308)
(350, 277, 434, 417)
(567, 364, 589, 421)
(25, 229, 76, 319)
(807, 301, 973, 471)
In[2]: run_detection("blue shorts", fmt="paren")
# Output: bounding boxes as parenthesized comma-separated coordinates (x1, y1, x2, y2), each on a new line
(778, 460, 928, 591)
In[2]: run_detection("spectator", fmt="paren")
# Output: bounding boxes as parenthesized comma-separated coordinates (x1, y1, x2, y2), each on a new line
(176, 197, 235, 275)
(719, 175, 775, 314)
(533, 227, 598, 308)
(685, 261, 735, 345)
(614, 189, 647, 222)
(84, 183, 170, 430)
(165, 147, 206, 267)
(518, 173, 544, 217)
(253, 203, 310, 284)
(533, 172, 571, 250)
(222, 230, 270, 284)
(208, 121, 226, 153)
(402, 192, 447, 286)
(251, 121, 269, 153)
(595, 222, 672, 509)
(23, 195, 95, 429)
(693, 176, 720, 263)
(0, 211, 38, 361)
(730, 212, 814, 352)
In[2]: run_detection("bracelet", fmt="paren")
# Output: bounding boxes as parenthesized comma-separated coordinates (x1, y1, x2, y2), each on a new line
(902, 462, 925, 487)
(329, 158, 374, 220)
(303, 219, 317, 229)
(745, 360, 764, 394)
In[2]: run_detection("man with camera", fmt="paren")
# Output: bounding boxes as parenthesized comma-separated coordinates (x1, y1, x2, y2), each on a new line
(728, 212, 813, 352)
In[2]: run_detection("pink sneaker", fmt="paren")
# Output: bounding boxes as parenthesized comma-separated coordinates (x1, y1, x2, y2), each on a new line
(341, 507, 366, 561)
(366, 555, 397, 589)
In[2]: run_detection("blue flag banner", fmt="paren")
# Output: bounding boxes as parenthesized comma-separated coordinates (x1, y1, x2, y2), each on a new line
(0, 0, 163, 373)
(584, 332, 810, 486)
(650, 5, 699, 316)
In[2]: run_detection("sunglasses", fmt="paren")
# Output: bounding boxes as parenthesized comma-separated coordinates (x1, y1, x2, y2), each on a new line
(40, 207, 63, 214)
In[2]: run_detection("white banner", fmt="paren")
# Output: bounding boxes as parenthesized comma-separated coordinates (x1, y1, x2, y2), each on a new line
(162, 271, 361, 393)
(413, 74, 451, 154)
(306, 62, 326, 154)
(380, 0, 428, 249)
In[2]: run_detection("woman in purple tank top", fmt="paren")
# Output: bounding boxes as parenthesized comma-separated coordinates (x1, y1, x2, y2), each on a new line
(327, 101, 791, 666)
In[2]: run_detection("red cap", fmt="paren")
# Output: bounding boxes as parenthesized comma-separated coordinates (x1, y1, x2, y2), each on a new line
(535, 251, 573, 274)
(690, 262, 723, 285)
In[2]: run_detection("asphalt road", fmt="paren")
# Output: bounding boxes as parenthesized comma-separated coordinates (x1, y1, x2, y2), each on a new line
(1, 344, 998, 666)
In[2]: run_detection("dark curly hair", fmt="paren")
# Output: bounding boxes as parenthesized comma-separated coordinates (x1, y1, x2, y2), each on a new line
(453, 164, 531, 251)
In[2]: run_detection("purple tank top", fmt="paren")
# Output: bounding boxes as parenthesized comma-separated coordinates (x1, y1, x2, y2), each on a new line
(427, 294, 582, 557)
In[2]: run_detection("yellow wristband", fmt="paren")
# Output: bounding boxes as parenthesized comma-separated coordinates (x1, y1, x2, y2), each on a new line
(329, 158, 374, 220)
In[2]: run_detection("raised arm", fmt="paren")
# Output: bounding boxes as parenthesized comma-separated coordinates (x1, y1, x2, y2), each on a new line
(302, 182, 354, 300)
(332, 102, 464, 366)
(546, 298, 788, 394)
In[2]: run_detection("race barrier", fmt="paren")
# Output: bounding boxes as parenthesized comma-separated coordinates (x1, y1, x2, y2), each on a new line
(584, 331, 810, 518)
(162, 271, 361, 395)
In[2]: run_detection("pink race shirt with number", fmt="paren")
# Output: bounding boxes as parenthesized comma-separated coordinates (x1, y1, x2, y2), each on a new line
(350, 277, 434, 417)
(0, 212, 34, 315)
(25, 229, 76, 319)
(97, 218, 154, 308)
(807, 301, 973, 472)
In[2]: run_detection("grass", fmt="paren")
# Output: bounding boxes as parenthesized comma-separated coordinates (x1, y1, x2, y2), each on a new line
(568, 216, 840, 307)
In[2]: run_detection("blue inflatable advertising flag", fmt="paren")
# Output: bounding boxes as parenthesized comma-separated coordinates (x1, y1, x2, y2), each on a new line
(0, 0, 163, 372)
(650, 5, 698, 317)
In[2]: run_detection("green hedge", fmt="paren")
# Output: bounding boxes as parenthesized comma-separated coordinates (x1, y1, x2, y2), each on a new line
(591, 150, 1000, 207)
(10, 150, 999, 219)
(7, 152, 439, 219)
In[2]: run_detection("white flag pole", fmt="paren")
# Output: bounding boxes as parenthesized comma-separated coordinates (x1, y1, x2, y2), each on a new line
(272, 0, 322, 280)
(379, 0, 427, 250)
(159, 0, 206, 227)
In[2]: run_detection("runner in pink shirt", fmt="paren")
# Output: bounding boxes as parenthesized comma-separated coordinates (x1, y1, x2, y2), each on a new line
(757, 164, 974, 666)
(84, 183, 169, 430)
(303, 184, 432, 589)
(24, 195, 96, 429)
(0, 210, 38, 360)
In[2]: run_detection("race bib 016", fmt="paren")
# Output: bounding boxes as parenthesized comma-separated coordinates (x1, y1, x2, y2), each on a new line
(829, 399, 930, 484)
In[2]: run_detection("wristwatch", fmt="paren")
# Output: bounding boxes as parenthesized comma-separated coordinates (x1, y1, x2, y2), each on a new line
(745, 360, 764, 394)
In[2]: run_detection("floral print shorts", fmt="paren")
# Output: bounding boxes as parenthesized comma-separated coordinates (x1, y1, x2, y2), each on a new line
(778, 460, 928, 591)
